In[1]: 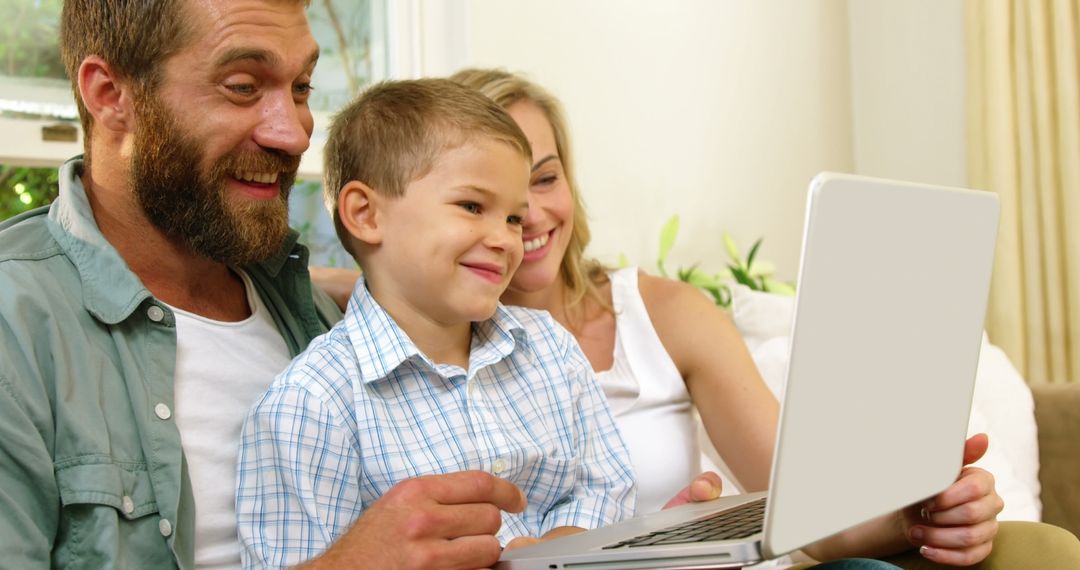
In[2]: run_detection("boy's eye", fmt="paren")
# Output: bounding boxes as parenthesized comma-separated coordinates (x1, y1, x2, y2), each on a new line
(294, 82, 314, 96)
(507, 215, 524, 226)
(458, 202, 481, 214)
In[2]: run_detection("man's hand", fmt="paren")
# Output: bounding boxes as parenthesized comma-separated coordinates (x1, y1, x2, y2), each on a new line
(306, 471, 527, 570)
(900, 433, 1004, 566)
(662, 471, 724, 510)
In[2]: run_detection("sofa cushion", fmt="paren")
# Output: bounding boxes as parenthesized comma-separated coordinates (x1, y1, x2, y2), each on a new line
(1032, 383, 1080, 537)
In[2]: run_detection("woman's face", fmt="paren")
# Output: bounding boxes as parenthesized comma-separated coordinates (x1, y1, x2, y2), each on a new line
(504, 99, 576, 296)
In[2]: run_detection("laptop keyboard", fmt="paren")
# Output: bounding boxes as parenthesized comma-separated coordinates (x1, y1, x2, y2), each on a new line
(602, 497, 767, 549)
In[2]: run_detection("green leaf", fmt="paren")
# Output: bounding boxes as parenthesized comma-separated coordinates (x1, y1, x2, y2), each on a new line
(685, 271, 723, 289)
(658, 215, 680, 264)
(762, 278, 796, 296)
(746, 238, 763, 271)
(728, 264, 755, 288)
(722, 232, 742, 268)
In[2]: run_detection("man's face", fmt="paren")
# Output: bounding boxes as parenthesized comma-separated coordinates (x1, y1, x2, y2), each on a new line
(130, 0, 319, 265)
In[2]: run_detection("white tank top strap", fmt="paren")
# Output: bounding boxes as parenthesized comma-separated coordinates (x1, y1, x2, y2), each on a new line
(605, 267, 689, 407)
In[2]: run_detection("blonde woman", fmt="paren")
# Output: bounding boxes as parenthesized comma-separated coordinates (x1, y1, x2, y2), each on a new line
(445, 68, 1003, 567)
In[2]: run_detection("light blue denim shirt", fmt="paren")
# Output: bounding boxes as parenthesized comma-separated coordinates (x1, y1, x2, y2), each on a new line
(0, 157, 341, 569)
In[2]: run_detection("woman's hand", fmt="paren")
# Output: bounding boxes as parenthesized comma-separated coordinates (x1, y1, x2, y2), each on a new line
(899, 433, 1004, 566)
(662, 471, 724, 510)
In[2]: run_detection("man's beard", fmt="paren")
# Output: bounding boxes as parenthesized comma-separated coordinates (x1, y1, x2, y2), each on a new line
(130, 95, 300, 266)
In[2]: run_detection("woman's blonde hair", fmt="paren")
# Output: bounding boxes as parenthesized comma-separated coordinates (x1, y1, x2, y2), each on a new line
(449, 68, 611, 318)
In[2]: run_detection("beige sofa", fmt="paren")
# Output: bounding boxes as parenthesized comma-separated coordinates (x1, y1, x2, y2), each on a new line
(1032, 382, 1080, 539)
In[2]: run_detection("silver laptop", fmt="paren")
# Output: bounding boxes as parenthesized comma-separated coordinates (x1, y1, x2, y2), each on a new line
(496, 172, 1000, 570)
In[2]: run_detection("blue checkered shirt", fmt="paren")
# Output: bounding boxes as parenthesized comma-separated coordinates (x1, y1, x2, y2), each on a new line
(236, 280, 636, 568)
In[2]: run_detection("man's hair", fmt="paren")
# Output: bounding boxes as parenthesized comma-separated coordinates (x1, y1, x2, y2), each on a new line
(59, 0, 308, 163)
(449, 68, 610, 319)
(324, 78, 532, 254)
(60, 0, 194, 160)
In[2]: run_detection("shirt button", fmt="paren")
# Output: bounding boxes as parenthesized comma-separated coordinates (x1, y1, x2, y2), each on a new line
(159, 518, 172, 537)
(147, 305, 165, 322)
(154, 403, 172, 420)
(492, 458, 507, 474)
(121, 495, 135, 514)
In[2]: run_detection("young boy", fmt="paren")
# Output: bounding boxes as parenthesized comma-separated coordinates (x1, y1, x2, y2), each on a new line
(235, 79, 635, 568)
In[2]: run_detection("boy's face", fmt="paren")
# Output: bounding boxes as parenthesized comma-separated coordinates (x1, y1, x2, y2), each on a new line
(371, 138, 530, 326)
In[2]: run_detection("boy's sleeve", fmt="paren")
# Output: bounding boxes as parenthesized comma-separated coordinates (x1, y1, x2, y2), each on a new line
(235, 378, 363, 569)
(540, 337, 637, 534)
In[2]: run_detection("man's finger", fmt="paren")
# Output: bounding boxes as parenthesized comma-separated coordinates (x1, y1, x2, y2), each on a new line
(405, 471, 527, 512)
(439, 534, 504, 570)
(428, 503, 505, 539)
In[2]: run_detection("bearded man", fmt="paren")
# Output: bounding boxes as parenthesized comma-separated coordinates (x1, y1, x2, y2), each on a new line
(0, 1, 525, 568)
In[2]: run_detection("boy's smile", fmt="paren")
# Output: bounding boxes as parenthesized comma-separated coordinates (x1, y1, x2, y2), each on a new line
(364, 138, 531, 337)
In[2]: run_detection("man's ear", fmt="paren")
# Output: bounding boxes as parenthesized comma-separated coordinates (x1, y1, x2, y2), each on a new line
(338, 181, 385, 247)
(78, 55, 136, 133)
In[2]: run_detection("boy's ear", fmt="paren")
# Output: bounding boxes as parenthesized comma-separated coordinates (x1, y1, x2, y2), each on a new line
(78, 56, 137, 134)
(338, 181, 384, 246)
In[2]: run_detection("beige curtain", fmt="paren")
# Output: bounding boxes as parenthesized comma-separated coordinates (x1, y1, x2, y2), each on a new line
(966, 0, 1080, 384)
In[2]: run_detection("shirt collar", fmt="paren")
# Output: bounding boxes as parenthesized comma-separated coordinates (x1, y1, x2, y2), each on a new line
(345, 276, 533, 383)
(46, 156, 304, 325)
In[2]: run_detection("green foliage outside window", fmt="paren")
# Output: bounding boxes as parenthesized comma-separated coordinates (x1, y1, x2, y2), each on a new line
(0, 165, 58, 221)
(0, 0, 65, 80)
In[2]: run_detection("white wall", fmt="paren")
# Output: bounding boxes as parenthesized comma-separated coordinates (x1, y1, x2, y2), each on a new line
(848, 0, 967, 188)
(447, 0, 967, 280)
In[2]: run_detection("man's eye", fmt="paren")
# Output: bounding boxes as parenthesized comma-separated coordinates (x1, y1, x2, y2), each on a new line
(227, 84, 256, 96)
(459, 202, 481, 214)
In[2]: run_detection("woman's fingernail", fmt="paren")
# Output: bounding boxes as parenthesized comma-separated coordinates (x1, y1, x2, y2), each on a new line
(910, 527, 924, 541)
(920, 545, 936, 558)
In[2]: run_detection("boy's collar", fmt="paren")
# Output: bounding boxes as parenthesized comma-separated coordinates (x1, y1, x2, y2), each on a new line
(344, 277, 532, 383)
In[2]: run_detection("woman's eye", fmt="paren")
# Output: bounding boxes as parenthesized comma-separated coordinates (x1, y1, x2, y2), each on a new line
(459, 202, 481, 214)
(533, 174, 558, 187)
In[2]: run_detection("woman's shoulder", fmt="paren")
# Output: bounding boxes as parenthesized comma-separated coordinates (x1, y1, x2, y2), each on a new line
(636, 271, 718, 316)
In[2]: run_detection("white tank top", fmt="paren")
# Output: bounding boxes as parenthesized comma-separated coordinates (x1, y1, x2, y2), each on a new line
(596, 267, 700, 514)
(169, 271, 292, 569)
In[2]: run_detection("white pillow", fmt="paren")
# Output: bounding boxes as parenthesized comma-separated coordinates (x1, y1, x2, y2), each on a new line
(723, 284, 1041, 521)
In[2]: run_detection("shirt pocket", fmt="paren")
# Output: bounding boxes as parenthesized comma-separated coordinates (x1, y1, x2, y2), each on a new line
(55, 461, 158, 518)
(53, 461, 171, 569)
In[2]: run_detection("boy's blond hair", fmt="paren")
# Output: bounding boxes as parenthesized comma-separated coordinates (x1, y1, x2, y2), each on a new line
(449, 68, 612, 322)
(323, 78, 532, 255)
